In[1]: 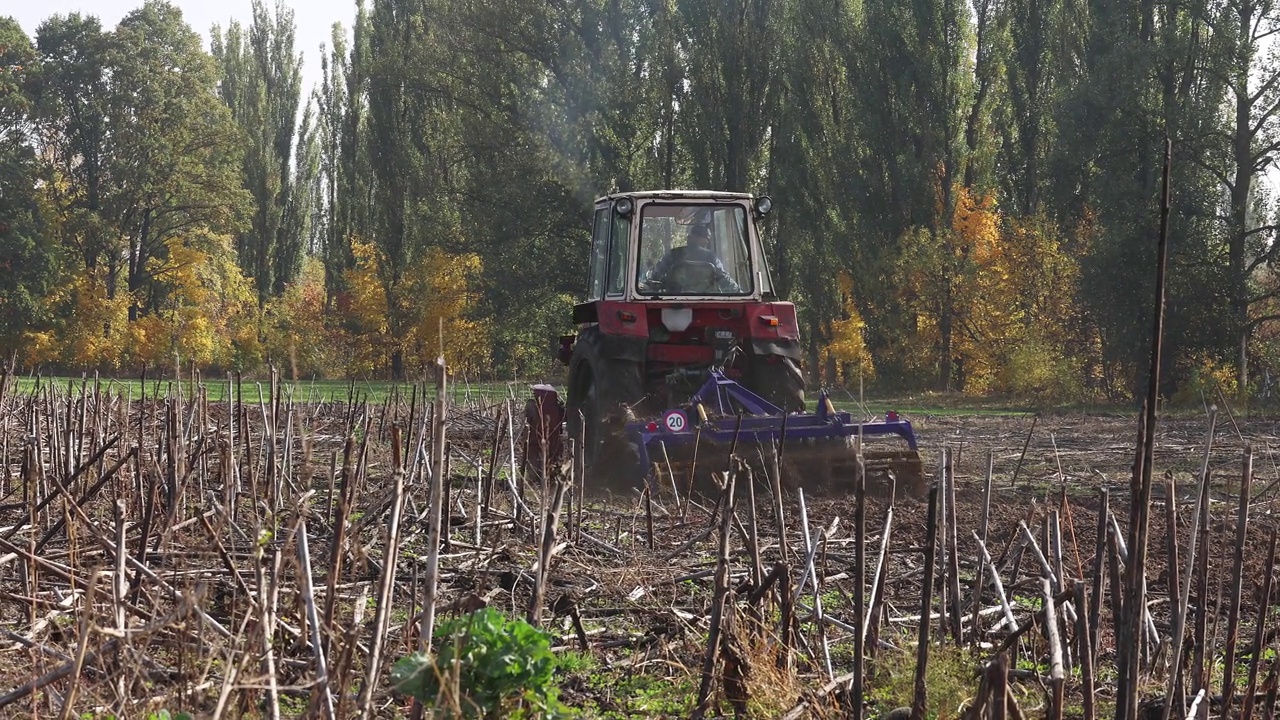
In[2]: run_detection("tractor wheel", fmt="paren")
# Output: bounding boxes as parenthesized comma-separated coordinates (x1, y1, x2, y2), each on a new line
(747, 353, 806, 413)
(566, 332, 645, 491)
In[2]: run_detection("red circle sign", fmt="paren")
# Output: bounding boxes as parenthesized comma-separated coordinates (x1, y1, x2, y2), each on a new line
(663, 410, 688, 433)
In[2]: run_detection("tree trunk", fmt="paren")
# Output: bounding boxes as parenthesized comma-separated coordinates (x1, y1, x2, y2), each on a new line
(1231, 0, 1255, 392)
(391, 347, 405, 381)
(127, 209, 153, 323)
(939, 273, 953, 392)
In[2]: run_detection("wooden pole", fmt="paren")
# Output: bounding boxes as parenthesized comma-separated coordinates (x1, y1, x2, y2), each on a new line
(1161, 409, 1217, 720)
(853, 454, 866, 720)
(1118, 137, 1172, 720)
(693, 468, 738, 719)
(1221, 447, 1255, 720)
(910, 478, 940, 720)
(411, 356, 448, 720)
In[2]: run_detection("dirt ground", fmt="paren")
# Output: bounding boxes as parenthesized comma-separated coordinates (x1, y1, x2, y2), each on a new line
(1, 386, 1277, 718)
(497, 407, 1280, 717)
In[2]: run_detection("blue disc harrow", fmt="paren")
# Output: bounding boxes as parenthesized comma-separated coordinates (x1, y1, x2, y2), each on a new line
(624, 371, 926, 497)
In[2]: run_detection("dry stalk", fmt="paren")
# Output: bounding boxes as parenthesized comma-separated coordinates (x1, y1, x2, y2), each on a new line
(297, 512, 336, 720)
(693, 467, 738, 719)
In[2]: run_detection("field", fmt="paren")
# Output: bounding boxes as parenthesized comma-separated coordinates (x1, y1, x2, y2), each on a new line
(10, 373, 522, 406)
(0, 370, 1278, 719)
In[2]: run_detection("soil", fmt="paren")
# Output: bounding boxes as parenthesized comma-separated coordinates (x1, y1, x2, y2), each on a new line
(0, 382, 1276, 719)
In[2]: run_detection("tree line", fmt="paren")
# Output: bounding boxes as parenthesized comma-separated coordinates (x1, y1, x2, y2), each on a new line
(2, 0, 1279, 402)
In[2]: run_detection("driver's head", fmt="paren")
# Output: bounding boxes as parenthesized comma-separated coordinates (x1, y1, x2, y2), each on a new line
(688, 224, 712, 250)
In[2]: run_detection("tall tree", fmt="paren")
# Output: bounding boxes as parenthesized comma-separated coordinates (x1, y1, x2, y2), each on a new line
(1004, 0, 1060, 214)
(314, 22, 352, 306)
(677, 0, 781, 191)
(0, 17, 59, 349)
(364, 0, 439, 378)
(1207, 0, 1280, 390)
(106, 1, 248, 322)
(32, 13, 112, 277)
(963, 0, 1008, 191)
(212, 0, 305, 307)
(766, 0, 855, 383)
(852, 0, 973, 389)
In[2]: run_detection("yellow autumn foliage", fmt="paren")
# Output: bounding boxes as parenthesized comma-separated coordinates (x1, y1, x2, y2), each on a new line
(263, 257, 338, 378)
(132, 233, 259, 369)
(892, 187, 1083, 398)
(949, 186, 1009, 392)
(34, 233, 260, 372)
(341, 239, 490, 378)
(821, 271, 875, 383)
(405, 248, 490, 378)
(52, 268, 132, 370)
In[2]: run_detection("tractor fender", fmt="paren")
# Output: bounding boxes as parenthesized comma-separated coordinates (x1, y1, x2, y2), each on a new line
(750, 338, 802, 360)
(598, 334, 647, 363)
(572, 322, 646, 365)
(565, 326, 646, 487)
(566, 327, 645, 405)
(566, 327, 600, 409)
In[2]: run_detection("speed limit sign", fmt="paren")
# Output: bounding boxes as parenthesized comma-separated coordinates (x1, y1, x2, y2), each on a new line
(662, 410, 688, 433)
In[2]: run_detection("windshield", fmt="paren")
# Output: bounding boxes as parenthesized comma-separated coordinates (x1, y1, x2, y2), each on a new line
(636, 203, 753, 296)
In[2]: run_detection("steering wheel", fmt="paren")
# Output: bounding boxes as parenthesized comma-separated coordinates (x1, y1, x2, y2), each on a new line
(665, 260, 721, 294)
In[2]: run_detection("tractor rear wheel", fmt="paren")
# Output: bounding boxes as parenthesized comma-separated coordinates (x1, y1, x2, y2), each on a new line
(566, 332, 645, 491)
(747, 353, 806, 413)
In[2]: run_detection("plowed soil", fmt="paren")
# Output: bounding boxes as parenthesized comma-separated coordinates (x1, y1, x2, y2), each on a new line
(3, 384, 1277, 718)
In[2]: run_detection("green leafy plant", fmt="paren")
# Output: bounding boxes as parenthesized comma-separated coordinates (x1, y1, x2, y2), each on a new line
(391, 607, 566, 719)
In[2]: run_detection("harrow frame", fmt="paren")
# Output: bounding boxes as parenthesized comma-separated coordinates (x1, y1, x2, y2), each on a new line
(627, 370, 920, 487)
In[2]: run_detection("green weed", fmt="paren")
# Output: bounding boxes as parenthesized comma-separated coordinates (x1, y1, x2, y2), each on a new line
(869, 637, 983, 719)
(392, 607, 570, 719)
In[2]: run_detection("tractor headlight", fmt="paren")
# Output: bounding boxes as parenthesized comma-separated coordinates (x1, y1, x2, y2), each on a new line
(615, 198, 634, 217)
(661, 307, 693, 332)
(754, 195, 773, 216)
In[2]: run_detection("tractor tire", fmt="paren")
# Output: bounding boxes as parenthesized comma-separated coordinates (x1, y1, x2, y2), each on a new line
(565, 329, 645, 492)
(746, 353, 806, 413)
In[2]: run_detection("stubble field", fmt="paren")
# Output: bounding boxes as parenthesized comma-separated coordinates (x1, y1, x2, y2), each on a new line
(0, 372, 1277, 719)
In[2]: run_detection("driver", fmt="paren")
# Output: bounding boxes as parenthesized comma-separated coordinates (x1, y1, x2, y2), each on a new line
(642, 223, 741, 293)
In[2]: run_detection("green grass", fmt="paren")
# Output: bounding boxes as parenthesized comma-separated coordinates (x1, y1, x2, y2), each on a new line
(4, 373, 1107, 424)
(8, 374, 522, 405)
(868, 636, 984, 718)
(16, 371, 1258, 421)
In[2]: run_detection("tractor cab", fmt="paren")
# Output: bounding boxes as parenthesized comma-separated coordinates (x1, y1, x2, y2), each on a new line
(554, 191, 808, 482)
(561, 191, 803, 419)
(582, 191, 778, 305)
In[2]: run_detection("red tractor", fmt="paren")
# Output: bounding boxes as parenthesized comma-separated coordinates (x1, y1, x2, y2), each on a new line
(530, 190, 923, 495)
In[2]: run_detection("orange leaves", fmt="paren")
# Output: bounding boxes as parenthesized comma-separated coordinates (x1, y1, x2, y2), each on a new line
(19, 214, 489, 378)
(891, 187, 1083, 397)
(336, 238, 490, 378)
(822, 271, 875, 382)
(951, 187, 1001, 266)
(263, 257, 337, 378)
(29, 232, 260, 372)
(53, 268, 131, 370)
(404, 247, 489, 376)
(130, 233, 257, 369)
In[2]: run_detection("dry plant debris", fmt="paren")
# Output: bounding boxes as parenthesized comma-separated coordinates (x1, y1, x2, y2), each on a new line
(3, 369, 1280, 719)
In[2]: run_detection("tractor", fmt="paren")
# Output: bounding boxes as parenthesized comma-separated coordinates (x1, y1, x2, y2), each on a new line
(522, 190, 924, 497)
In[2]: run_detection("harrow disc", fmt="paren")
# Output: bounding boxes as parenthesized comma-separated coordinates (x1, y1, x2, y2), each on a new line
(641, 433, 927, 501)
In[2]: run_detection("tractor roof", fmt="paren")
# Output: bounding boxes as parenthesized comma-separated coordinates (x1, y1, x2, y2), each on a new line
(594, 189, 755, 203)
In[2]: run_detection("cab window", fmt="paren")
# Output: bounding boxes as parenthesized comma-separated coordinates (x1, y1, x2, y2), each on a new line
(635, 203, 752, 296)
(587, 208, 608, 301)
(607, 209, 631, 296)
